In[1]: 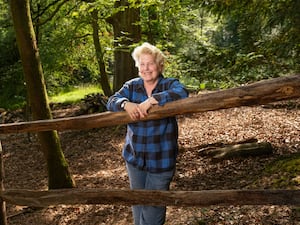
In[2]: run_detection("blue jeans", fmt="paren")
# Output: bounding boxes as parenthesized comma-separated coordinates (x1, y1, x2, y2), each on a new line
(126, 162, 175, 225)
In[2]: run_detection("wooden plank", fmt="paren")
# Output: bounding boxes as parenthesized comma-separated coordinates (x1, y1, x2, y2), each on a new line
(1, 188, 300, 207)
(0, 74, 299, 134)
(0, 142, 7, 225)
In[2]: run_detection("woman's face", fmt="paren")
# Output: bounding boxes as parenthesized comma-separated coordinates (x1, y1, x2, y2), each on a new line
(138, 53, 162, 83)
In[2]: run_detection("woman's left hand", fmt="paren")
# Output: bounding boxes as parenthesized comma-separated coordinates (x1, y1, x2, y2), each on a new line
(138, 97, 158, 118)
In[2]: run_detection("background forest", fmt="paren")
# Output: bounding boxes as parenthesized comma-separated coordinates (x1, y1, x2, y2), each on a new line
(1, 0, 299, 110)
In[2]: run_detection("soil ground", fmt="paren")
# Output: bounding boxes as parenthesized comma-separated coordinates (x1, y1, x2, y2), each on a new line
(1, 99, 300, 225)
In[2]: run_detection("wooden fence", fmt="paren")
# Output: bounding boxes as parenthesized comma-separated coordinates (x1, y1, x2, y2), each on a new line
(0, 74, 300, 225)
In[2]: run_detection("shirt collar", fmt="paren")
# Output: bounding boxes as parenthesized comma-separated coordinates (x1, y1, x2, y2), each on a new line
(136, 74, 164, 92)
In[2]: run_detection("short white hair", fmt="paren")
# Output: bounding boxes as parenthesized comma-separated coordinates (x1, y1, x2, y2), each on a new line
(132, 42, 166, 71)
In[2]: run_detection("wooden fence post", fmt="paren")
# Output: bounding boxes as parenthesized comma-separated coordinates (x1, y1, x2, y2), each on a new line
(0, 141, 7, 225)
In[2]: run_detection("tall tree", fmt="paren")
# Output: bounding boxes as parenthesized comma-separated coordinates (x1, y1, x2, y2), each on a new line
(108, 0, 141, 91)
(10, 0, 75, 189)
(91, 8, 112, 96)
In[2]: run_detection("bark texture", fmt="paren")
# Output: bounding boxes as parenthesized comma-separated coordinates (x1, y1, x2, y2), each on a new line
(1, 188, 300, 207)
(108, 0, 141, 91)
(9, 0, 75, 189)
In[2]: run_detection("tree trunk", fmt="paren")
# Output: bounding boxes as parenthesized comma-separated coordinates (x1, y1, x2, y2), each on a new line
(9, 0, 75, 189)
(108, 0, 141, 91)
(91, 9, 112, 97)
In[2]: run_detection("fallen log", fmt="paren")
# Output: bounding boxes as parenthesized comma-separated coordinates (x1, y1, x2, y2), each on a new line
(0, 74, 299, 134)
(199, 141, 273, 161)
(1, 188, 300, 207)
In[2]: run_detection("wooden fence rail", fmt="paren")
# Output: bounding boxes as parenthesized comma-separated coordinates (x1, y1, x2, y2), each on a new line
(1, 188, 300, 207)
(0, 143, 7, 225)
(0, 74, 299, 134)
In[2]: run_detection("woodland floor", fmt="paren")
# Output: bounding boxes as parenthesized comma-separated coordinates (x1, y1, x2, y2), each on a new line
(0, 98, 300, 225)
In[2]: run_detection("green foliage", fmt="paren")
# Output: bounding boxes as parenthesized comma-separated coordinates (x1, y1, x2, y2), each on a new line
(0, 2, 27, 109)
(164, 0, 299, 90)
(0, 29, 19, 68)
(0, 63, 26, 109)
(199, 0, 300, 79)
(37, 3, 97, 88)
(1, 0, 299, 108)
(32, 0, 114, 94)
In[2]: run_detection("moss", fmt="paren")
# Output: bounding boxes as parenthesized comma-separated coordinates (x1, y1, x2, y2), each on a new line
(266, 154, 300, 173)
(263, 154, 300, 188)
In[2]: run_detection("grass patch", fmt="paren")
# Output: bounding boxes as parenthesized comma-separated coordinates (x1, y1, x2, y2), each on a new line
(49, 84, 102, 104)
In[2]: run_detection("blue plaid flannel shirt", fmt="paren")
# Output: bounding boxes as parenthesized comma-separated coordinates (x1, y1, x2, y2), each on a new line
(106, 75, 189, 173)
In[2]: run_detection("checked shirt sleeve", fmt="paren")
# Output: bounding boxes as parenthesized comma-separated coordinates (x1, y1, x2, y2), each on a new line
(106, 82, 130, 112)
(152, 78, 189, 106)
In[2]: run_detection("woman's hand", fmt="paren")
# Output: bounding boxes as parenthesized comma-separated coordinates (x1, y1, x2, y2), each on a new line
(124, 97, 158, 120)
(138, 97, 158, 118)
(124, 102, 142, 120)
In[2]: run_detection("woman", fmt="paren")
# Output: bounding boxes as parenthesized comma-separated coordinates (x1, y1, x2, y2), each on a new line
(106, 42, 189, 225)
